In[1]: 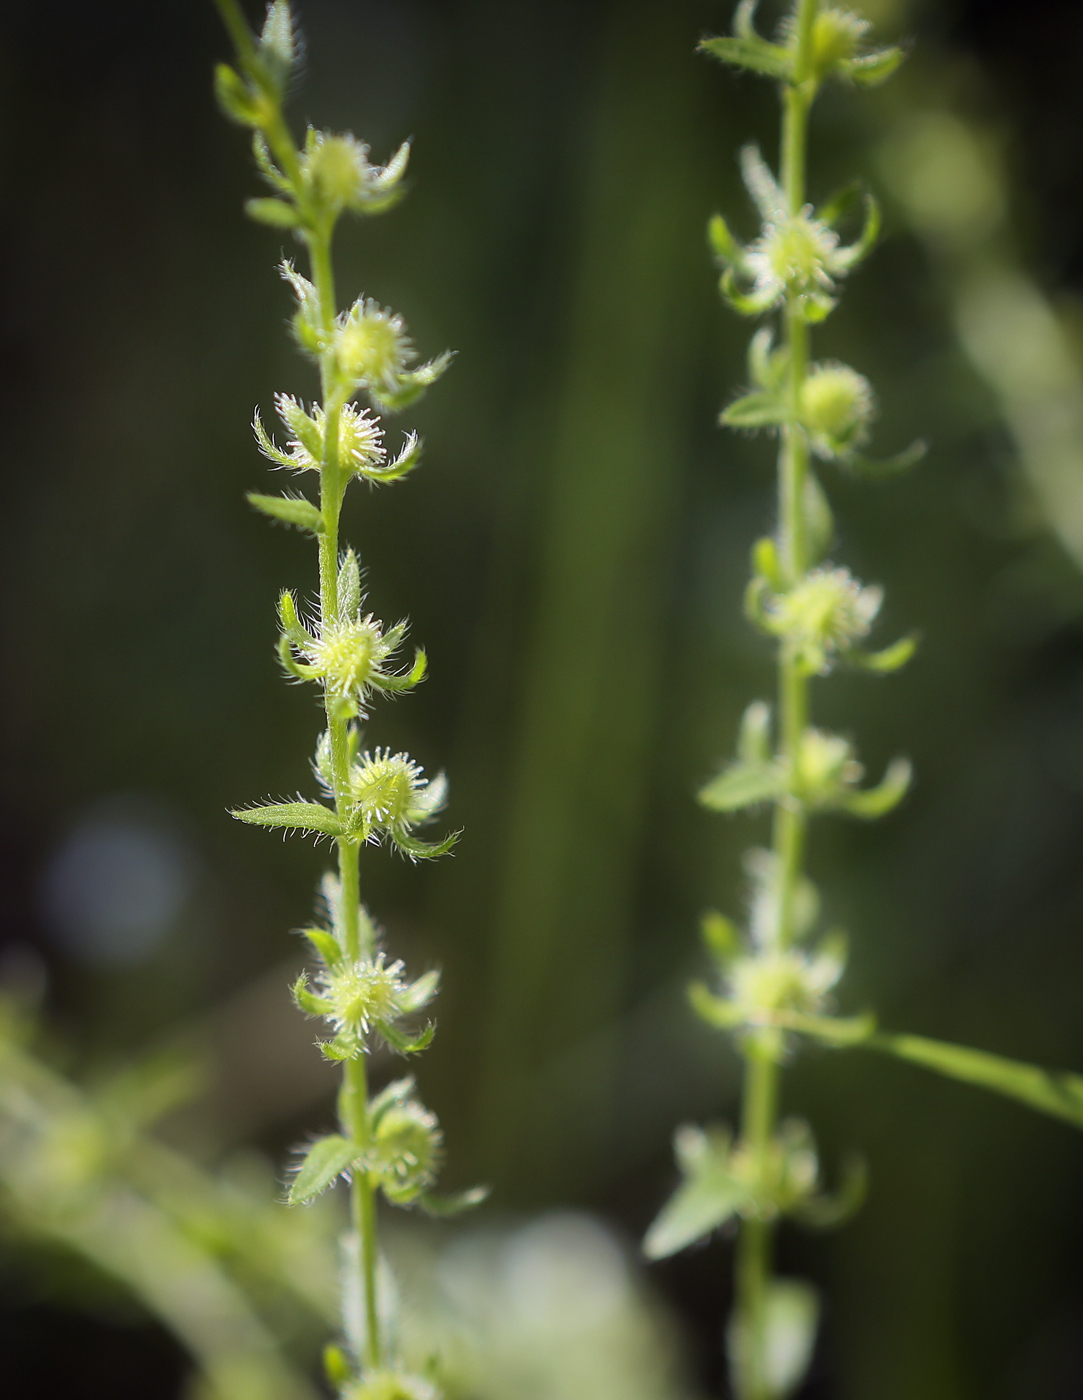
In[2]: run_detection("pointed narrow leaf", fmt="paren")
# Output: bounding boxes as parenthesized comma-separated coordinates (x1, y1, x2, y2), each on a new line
(699, 760, 782, 812)
(721, 392, 787, 429)
(701, 911, 742, 962)
(737, 700, 773, 764)
(289, 1134, 361, 1204)
(379, 1020, 435, 1055)
(689, 981, 744, 1030)
(245, 197, 300, 228)
(417, 1185, 490, 1217)
(708, 213, 746, 269)
(848, 633, 918, 674)
(728, 1280, 820, 1400)
(247, 492, 323, 532)
(837, 758, 911, 819)
(302, 927, 344, 967)
(868, 1032, 1083, 1129)
(792, 1154, 867, 1230)
(775, 1009, 877, 1045)
(847, 46, 906, 87)
(644, 1167, 750, 1260)
(390, 828, 459, 861)
(846, 440, 927, 478)
(802, 471, 834, 565)
(232, 801, 344, 836)
(698, 35, 793, 80)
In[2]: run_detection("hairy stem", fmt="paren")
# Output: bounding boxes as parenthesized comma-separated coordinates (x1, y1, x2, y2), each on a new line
(733, 2, 818, 1393)
(306, 214, 382, 1375)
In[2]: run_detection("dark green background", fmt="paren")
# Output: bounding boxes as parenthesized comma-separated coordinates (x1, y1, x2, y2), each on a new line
(3, 0, 1083, 1395)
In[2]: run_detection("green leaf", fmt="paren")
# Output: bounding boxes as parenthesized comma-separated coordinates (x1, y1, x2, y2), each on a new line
(751, 536, 785, 590)
(848, 633, 918, 674)
(701, 910, 742, 962)
(699, 760, 782, 812)
(707, 212, 746, 268)
(379, 1021, 435, 1055)
(792, 1154, 867, 1230)
(846, 439, 927, 479)
(721, 392, 787, 429)
(644, 1126, 750, 1260)
(720, 267, 778, 318)
(698, 34, 793, 80)
(301, 927, 343, 968)
(801, 471, 834, 566)
(323, 1346, 352, 1389)
(390, 828, 460, 861)
(374, 648, 428, 693)
(289, 1133, 361, 1205)
(728, 1279, 820, 1400)
(337, 548, 361, 621)
(775, 1009, 877, 1045)
(214, 63, 262, 126)
(247, 492, 323, 532)
(245, 197, 300, 228)
(688, 980, 745, 1030)
(416, 1185, 490, 1217)
(816, 179, 862, 229)
(736, 700, 773, 765)
(837, 757, 911, 819)
(846, 45, 906, 87)
(868, 1032, 1083, 1129)
(231, 801, 344, 836)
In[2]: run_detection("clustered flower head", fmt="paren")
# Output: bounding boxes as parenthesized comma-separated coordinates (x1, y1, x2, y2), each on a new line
(254, 394, 387, 479)
(300, 129, 411, 218)
(343, 1372, 439, 1400)
(350, 750, 445, 832)
(278, 588, 414, 717)
(294, 944, 439, 1060)
(764, 566, 882, 674)
(336, 301, 412, 393)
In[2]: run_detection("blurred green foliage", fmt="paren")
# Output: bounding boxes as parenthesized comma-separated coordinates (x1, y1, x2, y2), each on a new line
(4, 0, 1083, 1396)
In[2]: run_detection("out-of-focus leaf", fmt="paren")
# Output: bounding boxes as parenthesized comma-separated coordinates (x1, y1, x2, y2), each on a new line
(289, 1134, 360, 1205)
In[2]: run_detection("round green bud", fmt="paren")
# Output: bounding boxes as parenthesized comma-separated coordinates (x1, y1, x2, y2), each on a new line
(811, 8, 868, 79)
(321, 953, 408, 1034)
(342, 1372, 439, 1400)
(312, 619, 382, 697)
(747, 213, 839, 304)
(769, 566, 882, 673)
(368, 1100, 442, 1202)
(800, 362, 874, 456)
(337, 304, 410, 391)
(350, 750, 428, 829)
(795, 728, 862, 804)
(306, 133, 369, 212)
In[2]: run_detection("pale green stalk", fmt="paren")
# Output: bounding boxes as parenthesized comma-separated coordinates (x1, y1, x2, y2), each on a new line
(213, 5, 472, 1395)
(732, 9, 816, 1394)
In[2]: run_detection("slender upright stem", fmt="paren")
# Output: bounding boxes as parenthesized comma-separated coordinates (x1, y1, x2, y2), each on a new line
(733, 4, 819, 1395)
(305, 215, 383, 1376)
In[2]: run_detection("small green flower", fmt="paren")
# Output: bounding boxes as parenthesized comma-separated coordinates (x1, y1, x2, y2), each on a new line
(365, 1098, 443, 1203)
(255, 395, 385, 477)
(341, 1372, 439, 1400)
(349, 749, 448, 846)
(300, 130, 410, 218)
(765, 566, 882, 674)
(728, 945, 843, 1020)
(336, 301, 412, 393)
(794, 728, 863, 805)
(800, 362, 875, 459)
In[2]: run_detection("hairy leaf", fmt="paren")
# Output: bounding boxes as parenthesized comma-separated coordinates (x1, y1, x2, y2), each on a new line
(699, 760, 782, 812)
(289, 1134, 361, 1205)
(416, 1186, 490, 1217)
(699, 35, 793, 80)
(247, 492, 323, 532)
(232, 801, 344, 836)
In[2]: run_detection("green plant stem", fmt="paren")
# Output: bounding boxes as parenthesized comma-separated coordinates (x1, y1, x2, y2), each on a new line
(305, 211, 383, 1375)
(733, 5, 818, 1395)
